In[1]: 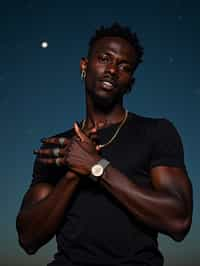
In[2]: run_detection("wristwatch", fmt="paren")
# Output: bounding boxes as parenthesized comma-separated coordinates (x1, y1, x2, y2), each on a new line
(89, 158, 110, 182)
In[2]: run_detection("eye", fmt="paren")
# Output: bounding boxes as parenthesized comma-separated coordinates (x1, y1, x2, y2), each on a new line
(119, 64, 132, 73)
(98, 54, 109, 63)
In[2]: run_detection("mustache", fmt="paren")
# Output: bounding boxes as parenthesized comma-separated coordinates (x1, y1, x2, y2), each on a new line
(99, 75, 117, 87)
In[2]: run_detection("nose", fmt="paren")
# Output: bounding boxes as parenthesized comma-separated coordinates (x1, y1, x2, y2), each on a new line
(105, 62, 118, 76)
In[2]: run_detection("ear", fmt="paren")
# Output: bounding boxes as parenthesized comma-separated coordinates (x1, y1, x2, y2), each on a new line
(80, 57, 88, 73)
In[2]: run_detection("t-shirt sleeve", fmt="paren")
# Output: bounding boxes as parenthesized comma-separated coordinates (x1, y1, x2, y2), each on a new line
(149, 118, 187, 171)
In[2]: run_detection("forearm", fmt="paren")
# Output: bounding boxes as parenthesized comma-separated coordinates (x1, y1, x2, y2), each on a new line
(100, 165, 188, 240)
(16, 173, 80, 254)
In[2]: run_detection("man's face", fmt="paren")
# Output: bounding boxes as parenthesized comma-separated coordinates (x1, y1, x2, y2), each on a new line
(81, 36, 137, 108)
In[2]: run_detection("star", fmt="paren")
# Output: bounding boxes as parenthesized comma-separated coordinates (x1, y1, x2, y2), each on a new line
(27, 3, 33, 9)
(177, 15, 183, 21)
(194, 88, 200, 95)
(24, 0, 33, 9)
(169, 57, 174, 64)
(41, 41, 48, 48)
(0, 97, 9, 106)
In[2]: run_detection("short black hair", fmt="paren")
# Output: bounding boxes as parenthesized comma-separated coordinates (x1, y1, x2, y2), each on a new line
(88, 22, 144, 71)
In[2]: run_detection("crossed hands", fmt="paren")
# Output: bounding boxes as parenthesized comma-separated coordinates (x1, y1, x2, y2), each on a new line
(34, 122, 102, 177)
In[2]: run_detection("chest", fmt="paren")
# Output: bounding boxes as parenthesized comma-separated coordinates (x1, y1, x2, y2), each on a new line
(99, 125, 153, 186)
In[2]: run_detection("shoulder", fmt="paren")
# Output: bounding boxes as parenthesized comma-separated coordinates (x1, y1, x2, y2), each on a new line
(128, 112, 178, 132)
(127, 112, 183, 146)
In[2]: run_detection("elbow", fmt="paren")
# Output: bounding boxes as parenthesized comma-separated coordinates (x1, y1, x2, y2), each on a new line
(169, 216, 192, 242)
(18, 233, 38, 255)
(16, 218, 38, 255)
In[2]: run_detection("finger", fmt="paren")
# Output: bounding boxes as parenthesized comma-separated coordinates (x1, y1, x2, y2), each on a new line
(90, 133, 99, 143)
(83, 126, 99, 143)
(85, 127, 97, 137)
(71, 135, 82, 142)
(96, 145, 101, 151)
(98, 122, 107, 129)
(33, 147, 65, 157)
(87, 127, 97, 134)
(74, 122, 90, 142)
(41, 137, 70, 146)
(37, 157, 65, 166)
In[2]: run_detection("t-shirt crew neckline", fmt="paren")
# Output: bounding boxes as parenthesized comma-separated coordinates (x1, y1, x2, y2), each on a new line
(80, 111, 132, 133)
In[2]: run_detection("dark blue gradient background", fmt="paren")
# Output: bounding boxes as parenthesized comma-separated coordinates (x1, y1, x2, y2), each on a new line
(0, 1, 199, 266)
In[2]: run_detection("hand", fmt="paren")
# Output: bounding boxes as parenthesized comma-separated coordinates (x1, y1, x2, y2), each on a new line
(63, 122, 101, 175)
(34, 122, 101, 175)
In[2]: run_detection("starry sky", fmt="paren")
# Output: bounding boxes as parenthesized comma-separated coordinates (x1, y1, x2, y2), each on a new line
(0, 1, 199, 266)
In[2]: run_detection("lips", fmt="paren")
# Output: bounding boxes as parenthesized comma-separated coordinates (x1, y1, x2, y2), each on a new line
(99, 79, 116, 90)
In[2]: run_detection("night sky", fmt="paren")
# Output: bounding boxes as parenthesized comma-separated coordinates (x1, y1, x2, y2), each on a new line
(1, 1, 199, 266)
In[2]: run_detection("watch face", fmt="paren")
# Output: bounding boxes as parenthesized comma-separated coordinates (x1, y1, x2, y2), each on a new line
(91, 164, 103, 177)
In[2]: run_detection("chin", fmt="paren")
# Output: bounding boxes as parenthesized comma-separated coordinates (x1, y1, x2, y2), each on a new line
(92, 92, 122, 111)
(86, 85, 124, 109)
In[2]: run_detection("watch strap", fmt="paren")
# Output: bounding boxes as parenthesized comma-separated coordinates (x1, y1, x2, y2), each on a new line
(97, 158, 110, 169)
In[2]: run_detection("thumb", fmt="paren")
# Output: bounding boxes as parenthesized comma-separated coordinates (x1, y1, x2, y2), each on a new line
(74, 121, 89, 142)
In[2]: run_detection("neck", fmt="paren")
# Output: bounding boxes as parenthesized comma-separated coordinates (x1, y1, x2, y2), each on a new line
(84, 97, 126, 130)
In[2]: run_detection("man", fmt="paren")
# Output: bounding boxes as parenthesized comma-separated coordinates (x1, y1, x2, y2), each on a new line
(16, 23, 193, 266)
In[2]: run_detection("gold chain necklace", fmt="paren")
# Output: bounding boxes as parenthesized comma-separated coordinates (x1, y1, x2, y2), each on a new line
(81, 110, 128, 149)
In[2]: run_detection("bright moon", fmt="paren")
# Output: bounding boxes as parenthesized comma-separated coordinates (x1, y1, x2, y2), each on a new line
(41, 41, 48, 48)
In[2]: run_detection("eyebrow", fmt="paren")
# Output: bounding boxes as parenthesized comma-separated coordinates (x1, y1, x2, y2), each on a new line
(97, 51, 133, 65)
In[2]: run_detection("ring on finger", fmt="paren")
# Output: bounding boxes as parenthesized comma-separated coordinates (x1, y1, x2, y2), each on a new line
(58, 137, 65, 146)
(53, 148, 60, 157)
(55, 158, 61, 166)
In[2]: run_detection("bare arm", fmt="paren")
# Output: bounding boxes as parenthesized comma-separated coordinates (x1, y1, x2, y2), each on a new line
(16, 171, 80, 254)
(100, 165, 193, 241)
(17, 126, 98, 254)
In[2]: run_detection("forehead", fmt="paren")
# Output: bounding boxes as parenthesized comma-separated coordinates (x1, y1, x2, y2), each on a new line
(90, 36, 136, 63)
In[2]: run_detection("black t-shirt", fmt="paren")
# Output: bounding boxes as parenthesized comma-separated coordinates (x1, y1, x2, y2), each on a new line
(31, 112, 187, 266)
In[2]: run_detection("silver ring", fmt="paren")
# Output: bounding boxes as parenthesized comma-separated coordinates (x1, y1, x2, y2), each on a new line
(53, 148, 60, 157)
(55, 158, 61, 166)
(58, 137, 65, 146)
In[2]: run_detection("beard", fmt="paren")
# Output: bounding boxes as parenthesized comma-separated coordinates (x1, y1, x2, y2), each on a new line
(86, 85, 124, 112)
